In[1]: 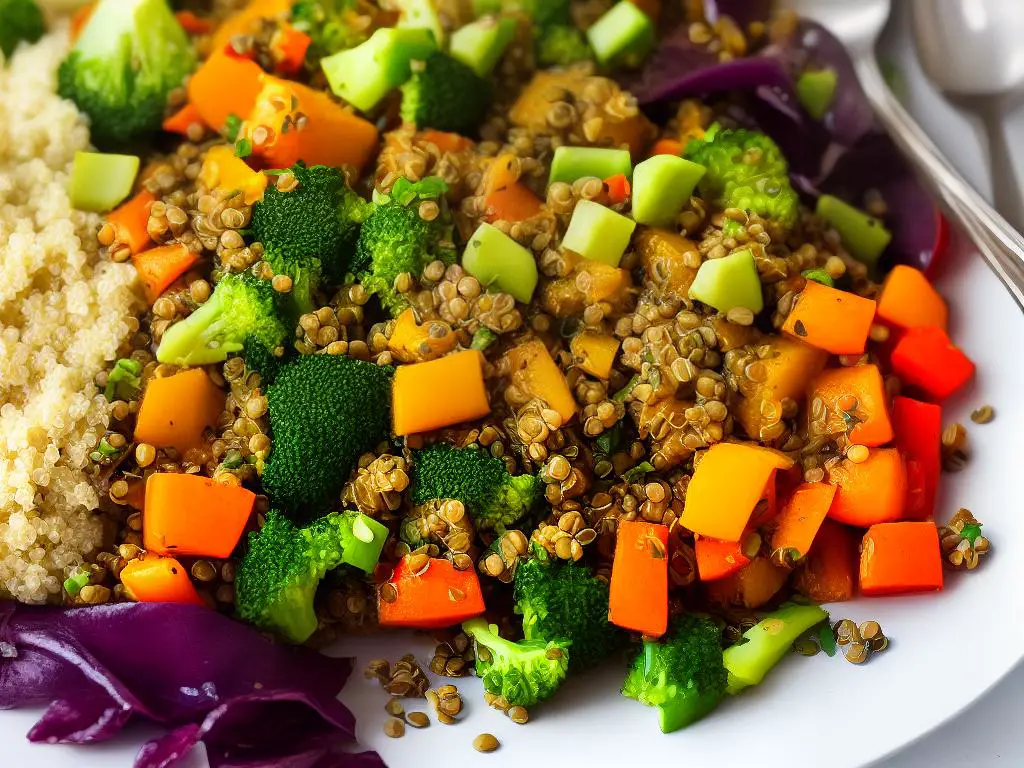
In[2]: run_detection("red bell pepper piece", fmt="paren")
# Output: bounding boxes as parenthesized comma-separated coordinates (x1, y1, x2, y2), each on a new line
(891, 396, 942, 519)
(603, 173, 631, 205)
(272, 25, 312, 76)
(890, 325, 975, 400)
(924, 210, 950, 278)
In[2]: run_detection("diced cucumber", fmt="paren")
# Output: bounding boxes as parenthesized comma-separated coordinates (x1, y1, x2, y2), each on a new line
(631, 154, 706, 228)
(816, 194, 892, 267)
(450, 15, 517, 77)
(462, 222, 539, 303)
(69, 151, 139, 213)
(586, 1, 654, 68)
(395, 0, 446, 46)
(548, 146, 633, 187)
(321, 28, 438, 112)
(688, 248, 764, 313)
(796, 68, 838, 121)
(341, 512, 389, 573)
(562, 200, 636, 267)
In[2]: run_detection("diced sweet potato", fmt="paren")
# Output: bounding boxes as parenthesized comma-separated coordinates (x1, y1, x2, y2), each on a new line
(792, 519, 859, 602)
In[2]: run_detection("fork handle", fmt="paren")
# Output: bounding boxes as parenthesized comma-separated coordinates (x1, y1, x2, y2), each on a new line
(854, 56, 1024, 309)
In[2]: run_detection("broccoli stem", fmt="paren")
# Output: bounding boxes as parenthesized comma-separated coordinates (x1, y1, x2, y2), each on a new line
(658, 687, 724, 733)
(723, 603, 829, 694)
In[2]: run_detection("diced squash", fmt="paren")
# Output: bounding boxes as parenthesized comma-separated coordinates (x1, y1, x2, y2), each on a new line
(211, 0, 292, 53)
(121, 555, 206, 606)
(782, 279, 877, 355)
(482, 152, 522, 195)
(570, 332, 620, 379)
(635, 227, 700, 300)
(609, 521, 669, 636)
(199, 145, 268, 205)
(393, 350, 490, 436)
(808, 364, 894, 447)
(860, 521, 944, 596)
(505, 340, 577, 423)
(377, 556, 485, 628)
(769, 482, 836, 563)
(387, 308, 457, 363)
(705, 556, 789, 609)
(135, 368, 224, 454)
(792, 520, 859, 602)
(541, 257, 631, 317)
(143, 473, 255, 558)
(187, 51, 265, 133)
(876, 264, 948, 331)
(827, 447, 906, 527)
(711, 316, 757, 352)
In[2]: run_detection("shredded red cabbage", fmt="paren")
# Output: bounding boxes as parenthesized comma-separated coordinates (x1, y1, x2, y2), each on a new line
(0, 602, 382, 768)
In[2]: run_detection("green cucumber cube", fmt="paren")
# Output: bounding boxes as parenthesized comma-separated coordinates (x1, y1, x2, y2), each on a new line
(450, 15, 517, 77)
(586, 1, 654, 68)
(562, 200, 636, 267)
(396, 0, 446, 46)
(631, 154, 706, 228)
(688, 248, 764, 313)
(796, 68, 838, 121)
(816, 194, 892, 267)
(341, 512, 389, 573)
(69, 151, 139, 213)
(321, 27, 438, 112)
(462, 222, 539, 303)
(548, 146, 632, 187)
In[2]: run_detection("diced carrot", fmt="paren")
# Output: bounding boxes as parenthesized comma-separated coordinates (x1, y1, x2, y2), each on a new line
(143, 473, 255, 558)
(387, 307, 457, 363)
(695, 537, 750, 581)
(792, 519, 859, 602)
(420, 130, 474, 155)
(649, 138, 683, 157)
(827, 447, 906, 527)
(609, 521, 669, 636)
(484, 182, 544, 223)
(393, 350, 490, 436)
(270, 24, 312, 75)
(211, 0, 292, 53)
(135, 368, 224, 454)
(770, 482, 837, 563)
(132, 243, 200, 304)
(890, 325, 975, 401)
(681, 442, 794, 542)
(603, 173, 631, 205)
(808, 363, 894, 447)
(860, 521, 944, 596)
(120, 555, 206, 606)
(782, 279, 877, 355)
(175, 10, 214, 34)
(377, 556, 485, 628)
(162, 103, 204, 137)
(198, 145, 268, 206)
(876, 264, 948, 331)
(107, 190, 156, 257)
(736, 335, 828, 439)
(505, 340, 577, 424)
(892, 396, 942, 519)
(187, 51, 265, 133)
(705, 556, 789, 609)
(69, 2, 96, 44)
(570, 332, 620, 380)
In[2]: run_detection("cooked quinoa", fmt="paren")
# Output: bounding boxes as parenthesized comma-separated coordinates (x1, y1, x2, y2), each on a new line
(0, 25, 144, 603)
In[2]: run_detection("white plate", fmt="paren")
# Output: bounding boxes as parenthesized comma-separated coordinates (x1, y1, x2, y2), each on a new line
(4, 10, 1024, 768)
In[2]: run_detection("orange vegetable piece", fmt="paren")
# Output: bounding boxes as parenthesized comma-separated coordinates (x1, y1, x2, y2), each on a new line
(792, 519, 859, 602)
(484, 182, 544, 223)
(505, 340, 577, 424)
(387, 308, 457, 363)
(198, 145, 268, 205)
(827, 447, 906, 527)
(481, 153, 521, 195)
(649, 138, 683, 157)
(107, 190, 156, 257)
(132, 243, 199, 304)
(187, 51, 265, 133)
(860, 521, 944, 596)
(570, 332, 620, 380)
(175, 10, 214, 34)
(69, 2, 96, 44)
(393, 350, 490, 436)
(681, 443, 794, 542)
(808, 363, 894, 447)
(609, 521, 669, 636)
(542, 258, 631, 317)
(695, 537, 750, 581)
(603, 173, 631, 205)
(135, 368, 224, 454)
(143, 473, 255, 558)
(876, 264, 948, 331)
(121, 555, 206, 606)
(770, 482, 837, 563)
(270, 24, 311, 75)
(627, 0, 661, 20)
(162, 103, 204, 137)
(704, 556, 789, 609)
(377, 556, 485, 628)
(420, 130, 474, 155)
(211, 0, 292, 53)
(635, 228, 700, 301)
(782, 279, 877, 355)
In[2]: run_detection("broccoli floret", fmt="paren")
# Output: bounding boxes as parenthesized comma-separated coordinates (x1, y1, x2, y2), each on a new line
(410, 443, 542, 531)
(103, 358, 143, 402)
(242, 336, 290, 388)
(513, 555, 625, 671)
(463, 617, 570, 707)
(252, 163, 373, 288)
(684, 126, 800, 228)
(156, 271, 288, 366)
(622, 614, 728, 733)
(355, 176, 456, 315)
(290, 0, 370, 61)
(265, 248, 322, 320)
(535, 24, 593, 67)
(399, 52, 493, 135)
(57, 0, 195, 148)
(723, 603, 829, 694)
(262, 354, 393, 513)
(236, 508, 365, 642)
(0, 0, 44, 59)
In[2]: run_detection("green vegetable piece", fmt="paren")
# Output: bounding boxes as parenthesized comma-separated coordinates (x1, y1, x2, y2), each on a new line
(69, 151, 139, 213)
(321, 27, 438, 112)
(462, 222, 539, 303)
(723, 603, 829, 694)
(816, 194, 892, 267)
(801, 268, 834, 288)
(450, 15, 516, 77)
(631, 154, 707, 228)
(961, 522, 983, 546)
(339, 512, 389, 573)
(463, 617, 570, 707)
(534, 23, 593, 67)
(817, 621, 837, 657)
(104, 358, 143, 401)
(63, 568, 90, 597)
(586, 0, 654, 68)
(561, 200, 636, 267)
(471, 327, 498, 351)
(548, 146, 632, 187)
(0, 0, 45, 59)
(395, 0, 446, 45)
(688, 248, 764, 314)
(796, 68, 838, 121)
(400, 51, 493, 135)
(290, 0, 374, 61)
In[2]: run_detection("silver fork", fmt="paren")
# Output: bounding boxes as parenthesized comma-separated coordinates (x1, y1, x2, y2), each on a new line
(784, 0, 1024, 308)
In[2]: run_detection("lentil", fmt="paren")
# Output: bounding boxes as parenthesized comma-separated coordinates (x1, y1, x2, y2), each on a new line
(473, 733, 501, 753)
